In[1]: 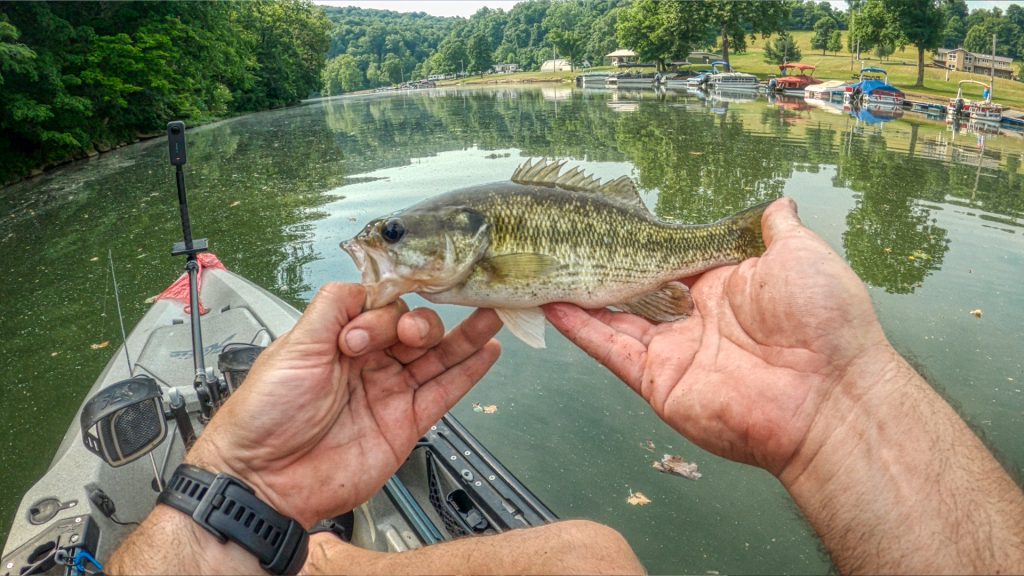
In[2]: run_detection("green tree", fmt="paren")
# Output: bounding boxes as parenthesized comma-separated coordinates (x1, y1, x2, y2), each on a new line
(828, 29, 843, 54)
(963, 18, 1021, 60)
(616, 0, 708, 71)
(941, 16, 966, 49)
(0, 15, 35, 87)
(544, 1, 586, 71)
(882, 0, 943, 87)
(466, 32, 492, 75)
(700, 0, 791, 67)
(811, 17, 838, 54)
(321, 54, 365, 95)
(764, 31, 801, 65)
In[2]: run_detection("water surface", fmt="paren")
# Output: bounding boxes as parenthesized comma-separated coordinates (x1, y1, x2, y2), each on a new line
(2, 86, 1023, 574)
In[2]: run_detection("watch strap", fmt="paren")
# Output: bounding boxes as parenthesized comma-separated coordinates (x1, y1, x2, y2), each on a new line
(158, 464, 308, 575)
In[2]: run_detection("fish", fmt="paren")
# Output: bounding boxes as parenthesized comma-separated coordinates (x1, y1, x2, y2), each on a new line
(342, 159, 769, 348)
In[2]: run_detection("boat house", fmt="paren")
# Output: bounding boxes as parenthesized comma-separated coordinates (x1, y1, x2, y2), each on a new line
(606, 49, 636, 67)
(933, 48, 1015, 80)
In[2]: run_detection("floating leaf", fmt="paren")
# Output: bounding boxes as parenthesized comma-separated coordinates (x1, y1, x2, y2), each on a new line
(652, 454, 702, 480)
(483, 404, 498, 414)
(883, 247, 892, 253)
(90, 341, 110, 350)
(688, 151, 704, 156)
(969, 309, 983, 318)
(627, 490, 651, 506)
(144, 294, 159, 304)
(642, 440, 656, 453)
(472, 402, 483, 412)
(911, 250, 931, 260)
(50, 352, 59, 357)
(89, 256, 99, 262)
(229, 201, 241, 207)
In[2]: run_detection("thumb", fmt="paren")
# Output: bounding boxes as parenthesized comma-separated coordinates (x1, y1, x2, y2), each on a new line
(287, 283, 366, 347)
(762, 197, 803, 247)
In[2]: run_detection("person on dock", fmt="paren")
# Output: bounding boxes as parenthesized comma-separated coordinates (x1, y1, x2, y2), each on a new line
(107, 198, 1024, 575)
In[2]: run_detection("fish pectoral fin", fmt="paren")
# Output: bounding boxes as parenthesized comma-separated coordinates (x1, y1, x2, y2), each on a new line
(615, 282, 694, 323)
(481, 253, 559, 281)
(495, 307, 547, 349)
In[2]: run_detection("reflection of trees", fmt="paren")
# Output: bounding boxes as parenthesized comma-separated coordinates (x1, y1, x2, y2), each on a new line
(834, 130, 950, 294)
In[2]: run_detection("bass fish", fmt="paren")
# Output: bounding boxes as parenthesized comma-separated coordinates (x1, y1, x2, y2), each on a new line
(342, 159, 769, 348)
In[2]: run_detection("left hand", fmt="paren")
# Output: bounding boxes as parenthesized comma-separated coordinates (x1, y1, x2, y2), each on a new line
(185, 283, 502, 527)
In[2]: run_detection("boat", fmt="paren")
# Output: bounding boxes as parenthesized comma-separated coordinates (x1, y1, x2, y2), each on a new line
(576, 72, 611, 88)
(768, 63, 821, 94)
(844, 67, 904, 107)
(704, 61, 759, 92)
(804, 79, 848, 102)
(607, 72, 656, 88)
(1, 123, 555, 574)
(948, 80, 1002, 124)
(660, 72, 698, 90)
(685, 69, 715, 87)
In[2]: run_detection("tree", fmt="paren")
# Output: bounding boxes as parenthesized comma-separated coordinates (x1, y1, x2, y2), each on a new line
(764, 31, 801, 64)
(828, 29, 843, 54)
(466, 32, 492, 75)
(811, 17, 838, 54)
(882, 0, 943, 87)
(543, 1, 586, 71)
(321, 54, 364, 95)
(941, 16, 966, 49)
(848, 0, 904, 59)
(964, 18, 1021, 60)
(616, 0, 709, 71)
(700, 0, 791, 67)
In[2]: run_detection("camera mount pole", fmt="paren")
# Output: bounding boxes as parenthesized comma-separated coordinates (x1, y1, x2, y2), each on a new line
(167, 121, 220, 419)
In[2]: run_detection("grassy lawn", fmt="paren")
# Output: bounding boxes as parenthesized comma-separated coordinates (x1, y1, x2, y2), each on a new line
(733, 30, 1024, 110)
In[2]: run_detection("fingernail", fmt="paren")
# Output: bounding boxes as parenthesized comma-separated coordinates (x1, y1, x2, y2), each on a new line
(412, 317, 429, 339)
(345, 329, 369, 353)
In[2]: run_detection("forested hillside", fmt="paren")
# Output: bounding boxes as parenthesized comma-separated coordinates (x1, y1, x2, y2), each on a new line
(0, 1, 330, 184)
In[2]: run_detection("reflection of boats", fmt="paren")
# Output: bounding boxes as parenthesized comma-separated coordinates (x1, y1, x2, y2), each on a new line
(948, 80, 1002, 124)
(845, 102, 904, 124)
(805, 79, 849, 102)
(686, 69, 714, 87)
(705, 61, 759, 91)
(844, 67, 904, 107)
(767, 92, 812, 111)
(607, 73, 656, 88)
(768, 63, 821, 94)
(0, 126, 556, 573)
(576, 72, 611, 88)
(661, 72, 699, 90)
(805, 97, 845, 115)
(709, 87, 758, 104)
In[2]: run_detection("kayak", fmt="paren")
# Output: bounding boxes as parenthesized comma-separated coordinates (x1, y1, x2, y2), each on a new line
(2, 124, 555, 575)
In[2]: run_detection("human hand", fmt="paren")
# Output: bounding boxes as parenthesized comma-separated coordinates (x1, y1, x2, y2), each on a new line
(185, 283, 502, 527)
(544, 198, 896, 479)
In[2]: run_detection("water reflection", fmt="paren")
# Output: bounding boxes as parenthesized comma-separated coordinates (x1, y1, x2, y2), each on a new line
(2, 87, 1023, 574)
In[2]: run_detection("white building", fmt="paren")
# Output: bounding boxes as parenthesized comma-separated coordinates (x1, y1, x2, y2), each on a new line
(540, 59, 573, 72)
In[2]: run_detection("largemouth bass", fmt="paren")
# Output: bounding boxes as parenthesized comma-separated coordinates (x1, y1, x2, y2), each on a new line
(342, 159, 768, 348)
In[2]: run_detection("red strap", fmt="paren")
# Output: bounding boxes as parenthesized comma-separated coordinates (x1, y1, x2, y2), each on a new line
(155, 253, 227, 315)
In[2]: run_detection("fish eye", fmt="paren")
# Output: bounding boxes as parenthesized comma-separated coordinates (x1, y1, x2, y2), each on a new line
(380, 218, 406, 243)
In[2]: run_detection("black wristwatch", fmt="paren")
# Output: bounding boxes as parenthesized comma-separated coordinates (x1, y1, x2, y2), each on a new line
(158, 464, 308, 575)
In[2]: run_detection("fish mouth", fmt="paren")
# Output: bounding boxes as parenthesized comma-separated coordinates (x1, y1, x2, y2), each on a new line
(341, 239, 409, 309)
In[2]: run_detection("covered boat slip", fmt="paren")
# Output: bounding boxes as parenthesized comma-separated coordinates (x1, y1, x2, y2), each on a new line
(1, 267, 554, 574)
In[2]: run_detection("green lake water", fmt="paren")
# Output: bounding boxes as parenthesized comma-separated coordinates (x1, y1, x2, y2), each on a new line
(2, 86, 1022, 574)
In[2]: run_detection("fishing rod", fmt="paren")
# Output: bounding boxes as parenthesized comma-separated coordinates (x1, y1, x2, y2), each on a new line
(167, 120, 221, 419)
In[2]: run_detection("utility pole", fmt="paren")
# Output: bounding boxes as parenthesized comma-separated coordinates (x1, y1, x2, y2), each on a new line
(991, 33, 996, 99)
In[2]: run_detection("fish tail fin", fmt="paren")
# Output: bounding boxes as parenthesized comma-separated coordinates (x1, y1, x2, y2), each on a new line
(720, 200, 771, 258)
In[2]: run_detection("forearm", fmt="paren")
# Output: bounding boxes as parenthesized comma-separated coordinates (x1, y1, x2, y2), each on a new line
(783, 348, 1024, 574)
(107, 504, 265, 575)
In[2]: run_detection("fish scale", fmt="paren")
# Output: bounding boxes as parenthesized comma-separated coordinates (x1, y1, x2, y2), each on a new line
(342, 159, 770, 347)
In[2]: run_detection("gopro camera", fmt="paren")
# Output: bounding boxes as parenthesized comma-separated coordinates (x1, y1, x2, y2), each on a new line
(167, 121, 187, 166)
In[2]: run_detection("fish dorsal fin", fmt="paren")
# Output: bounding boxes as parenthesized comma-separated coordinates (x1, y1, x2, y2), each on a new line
(615, 281, 694, 323)
(495, 307, 547, 348)
(511, 159, 645, 210)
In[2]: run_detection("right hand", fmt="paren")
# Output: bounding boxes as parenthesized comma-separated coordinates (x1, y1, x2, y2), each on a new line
(544, 198, 897, 479)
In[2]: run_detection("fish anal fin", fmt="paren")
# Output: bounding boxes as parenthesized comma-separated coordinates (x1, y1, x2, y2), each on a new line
(481, 253, 559, 281)
(495, 307, 546, 348)
(616, 282, 693, 323)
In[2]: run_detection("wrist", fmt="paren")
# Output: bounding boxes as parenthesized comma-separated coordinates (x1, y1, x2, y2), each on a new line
(184, 435, 305, 527)
(779, 342, 914, 492)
